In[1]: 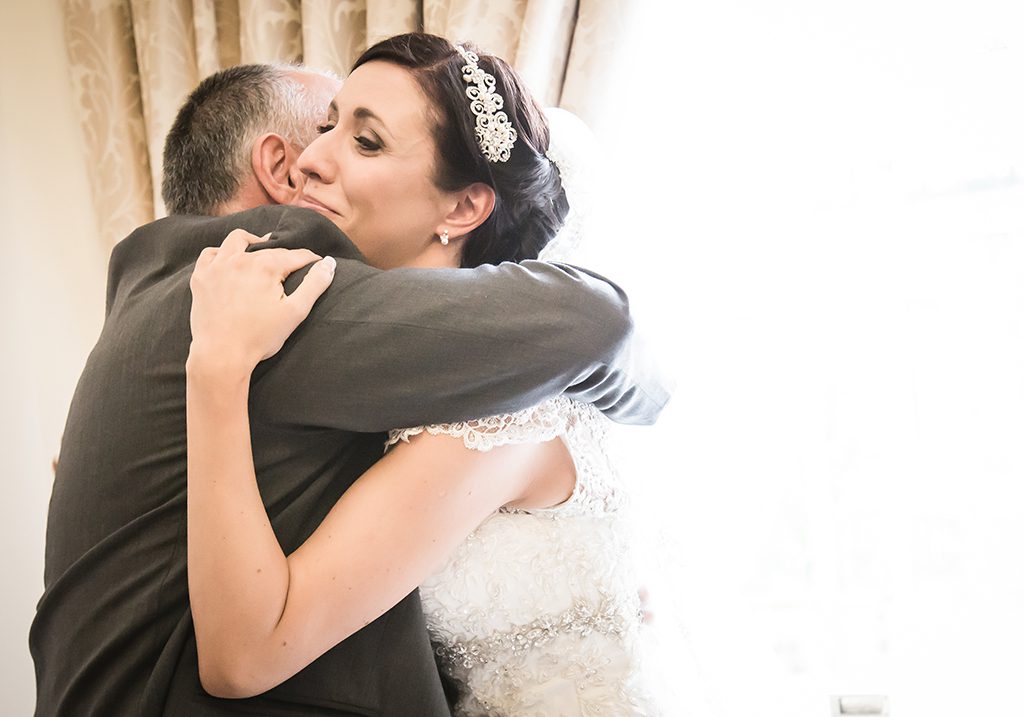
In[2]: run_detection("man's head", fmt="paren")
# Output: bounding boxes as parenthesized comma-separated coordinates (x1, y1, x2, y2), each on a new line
(162, 64, 341, 216)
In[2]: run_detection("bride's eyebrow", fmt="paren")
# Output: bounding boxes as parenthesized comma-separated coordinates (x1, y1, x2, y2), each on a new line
(346, 106, 389, 141)
(352, 106, 389, 134)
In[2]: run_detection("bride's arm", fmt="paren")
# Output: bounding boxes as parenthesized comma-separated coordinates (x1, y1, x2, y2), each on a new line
(186, 230, 571, 698)
(188, 370, 559, 697)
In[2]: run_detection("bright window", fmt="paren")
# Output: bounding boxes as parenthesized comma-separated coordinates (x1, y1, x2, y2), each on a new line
(589, 2, 1024, 714)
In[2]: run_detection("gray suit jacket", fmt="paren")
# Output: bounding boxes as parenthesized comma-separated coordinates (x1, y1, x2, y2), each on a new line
(30, 205, 668, 716)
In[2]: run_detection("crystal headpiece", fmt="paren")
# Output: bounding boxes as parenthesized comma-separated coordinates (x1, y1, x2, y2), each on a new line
(454, 45, 517, 163)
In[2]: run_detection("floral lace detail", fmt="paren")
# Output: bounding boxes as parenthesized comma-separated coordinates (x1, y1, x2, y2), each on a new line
(386, 398, 570, 453)
(386, 396, 626, 519)
(387, 396, 660, 714)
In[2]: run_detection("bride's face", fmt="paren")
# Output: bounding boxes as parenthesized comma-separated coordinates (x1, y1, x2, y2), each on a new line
(293, 60, 457, 269)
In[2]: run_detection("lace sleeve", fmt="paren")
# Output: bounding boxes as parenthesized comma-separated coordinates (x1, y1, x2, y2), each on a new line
(385, 397, 625, 518)
(385, 396, 575, 453)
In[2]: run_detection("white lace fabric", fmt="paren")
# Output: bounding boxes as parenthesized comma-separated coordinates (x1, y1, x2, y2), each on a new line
(385, 397, 660, 716)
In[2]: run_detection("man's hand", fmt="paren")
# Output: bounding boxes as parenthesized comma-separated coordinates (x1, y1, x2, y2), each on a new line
(187, 229, 336, 376)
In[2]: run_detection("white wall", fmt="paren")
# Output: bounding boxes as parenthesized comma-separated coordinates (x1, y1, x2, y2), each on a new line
(0, 0, 108, 712)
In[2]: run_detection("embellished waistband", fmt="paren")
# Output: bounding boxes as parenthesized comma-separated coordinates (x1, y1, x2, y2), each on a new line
(434, 597, 643, 669)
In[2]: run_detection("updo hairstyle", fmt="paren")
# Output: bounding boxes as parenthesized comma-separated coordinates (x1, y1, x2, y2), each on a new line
(352, 33, 569, 267)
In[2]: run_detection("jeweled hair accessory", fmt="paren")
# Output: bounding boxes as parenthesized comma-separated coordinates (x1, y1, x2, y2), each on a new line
(454, 45, 517, 163)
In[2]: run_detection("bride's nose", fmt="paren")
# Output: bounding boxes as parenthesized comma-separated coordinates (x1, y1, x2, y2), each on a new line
(297, 132, 336, 184)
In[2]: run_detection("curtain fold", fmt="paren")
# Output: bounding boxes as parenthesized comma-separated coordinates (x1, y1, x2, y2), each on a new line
(365, 0, 420, 47)
(62, 0, 632, 248)
(238, 0, 302, 63)
(559, 0, 630, 121)
(63, 0, 153, 249)
(128, 0, 201, 217)
(443, 0, 525, 60)
(210, 0, 243, 70)
(514, 0, 576, 108)
(300, 0, 366, 74)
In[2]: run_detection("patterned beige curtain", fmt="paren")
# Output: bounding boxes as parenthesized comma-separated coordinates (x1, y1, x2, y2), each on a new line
(62, 0, 633, 249)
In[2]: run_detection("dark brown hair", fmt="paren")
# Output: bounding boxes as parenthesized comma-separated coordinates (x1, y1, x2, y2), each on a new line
(352, 33, 569, 267)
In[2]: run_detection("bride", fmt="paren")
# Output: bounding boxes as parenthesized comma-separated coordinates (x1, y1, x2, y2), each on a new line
(187, 33, 663, 715)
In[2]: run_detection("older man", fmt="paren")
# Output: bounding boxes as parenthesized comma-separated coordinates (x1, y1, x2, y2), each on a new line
(161, 63, 340, 216)
(31, 64, 667, 716)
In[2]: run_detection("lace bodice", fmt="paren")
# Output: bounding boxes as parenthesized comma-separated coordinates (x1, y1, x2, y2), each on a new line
(386, 396, 626, 520)
(386, 397, 660, 716)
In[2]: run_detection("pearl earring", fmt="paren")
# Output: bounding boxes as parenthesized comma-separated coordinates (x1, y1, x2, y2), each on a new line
(440, 229, 449, 246)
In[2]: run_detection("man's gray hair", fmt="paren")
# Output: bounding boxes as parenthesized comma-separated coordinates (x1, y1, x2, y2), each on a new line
(162, 64, 335, 215)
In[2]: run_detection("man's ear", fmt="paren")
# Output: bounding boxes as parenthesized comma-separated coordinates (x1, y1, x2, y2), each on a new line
(251, 133, 302, 205)
(440, 183, 496, 240)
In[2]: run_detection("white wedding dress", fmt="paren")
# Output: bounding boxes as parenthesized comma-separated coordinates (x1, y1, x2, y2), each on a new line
(386, 396, 661, 716)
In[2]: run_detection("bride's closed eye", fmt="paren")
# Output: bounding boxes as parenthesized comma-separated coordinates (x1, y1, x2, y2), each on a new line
(316, 123, 335, 135)
(354, 135, 382, 152)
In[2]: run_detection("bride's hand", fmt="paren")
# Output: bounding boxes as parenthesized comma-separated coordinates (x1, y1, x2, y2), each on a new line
(187, 229, 336, 377)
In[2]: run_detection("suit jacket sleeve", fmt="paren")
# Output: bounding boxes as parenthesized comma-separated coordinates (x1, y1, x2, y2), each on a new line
(250, 207, 670, 432)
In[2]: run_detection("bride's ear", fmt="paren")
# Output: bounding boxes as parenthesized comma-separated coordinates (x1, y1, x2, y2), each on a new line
(251, 133, 302, 205)
(440, 183, 496, 240)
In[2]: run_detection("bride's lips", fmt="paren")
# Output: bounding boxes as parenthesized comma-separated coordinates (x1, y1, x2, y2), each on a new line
(294, 193, 338, 217)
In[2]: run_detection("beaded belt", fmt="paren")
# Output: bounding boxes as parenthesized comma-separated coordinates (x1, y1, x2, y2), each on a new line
(434, 597, 643, 669)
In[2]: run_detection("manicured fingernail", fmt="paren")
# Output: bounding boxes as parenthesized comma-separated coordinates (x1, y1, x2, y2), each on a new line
(259, 232, 273, 241)
(323, 256, 336, 275)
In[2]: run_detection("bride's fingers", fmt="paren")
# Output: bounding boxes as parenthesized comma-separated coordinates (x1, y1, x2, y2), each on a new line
(195, 246, 218, 267)
(219, 228, 272, 256)
(256, 247, 324, 281)
(287, 257, 336, 318)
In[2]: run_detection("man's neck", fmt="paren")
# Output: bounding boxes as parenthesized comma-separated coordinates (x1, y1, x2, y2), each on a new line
(215, 179, 274, 216)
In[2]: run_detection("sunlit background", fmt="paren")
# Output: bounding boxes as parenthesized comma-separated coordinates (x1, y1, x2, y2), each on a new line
(4, 1, 1023, 714)
(586, 1, 1024, 714)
